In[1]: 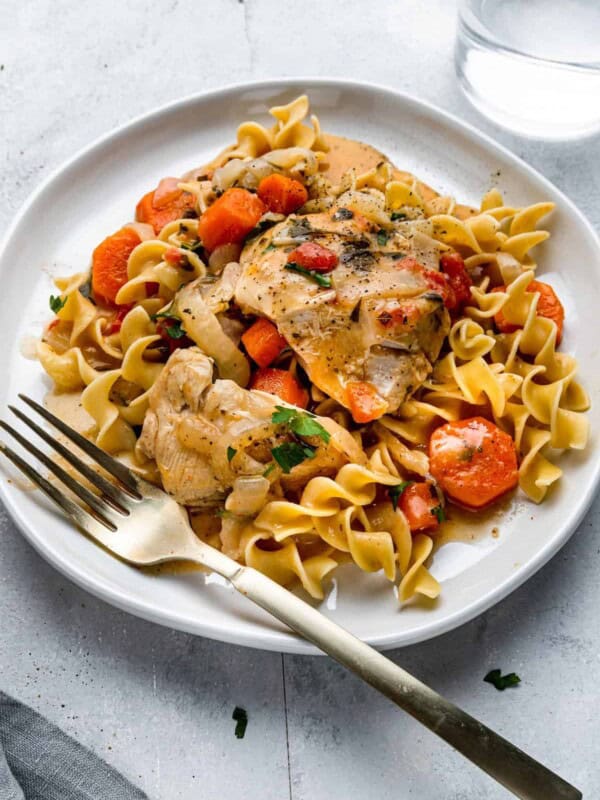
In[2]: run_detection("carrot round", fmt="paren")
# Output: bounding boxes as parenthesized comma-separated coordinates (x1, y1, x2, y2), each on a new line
(257, 174, 308, 215)
(399, 482, 441, 532)
(493, 280, 564, 344)
(429, 417, 518, 509)
(242, 318, 288, 368)
(135, 178, 197, 235)
(345, 381, 388, 423)
(198, 188, 265, 252)
(249, 368, 309, 408)
(91, 227, 141, 306)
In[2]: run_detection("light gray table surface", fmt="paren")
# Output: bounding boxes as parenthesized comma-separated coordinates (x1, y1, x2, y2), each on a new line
(1, 2, 599, 798)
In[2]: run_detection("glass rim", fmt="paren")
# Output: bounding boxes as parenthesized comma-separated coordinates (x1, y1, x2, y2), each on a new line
(458, 1, 600, 71)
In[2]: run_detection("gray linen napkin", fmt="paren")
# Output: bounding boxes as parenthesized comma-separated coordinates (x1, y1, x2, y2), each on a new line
(0, 692, 148, 800)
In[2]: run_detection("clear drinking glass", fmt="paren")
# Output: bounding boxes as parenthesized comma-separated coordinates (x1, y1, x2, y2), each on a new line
(455, 0, 600, 139)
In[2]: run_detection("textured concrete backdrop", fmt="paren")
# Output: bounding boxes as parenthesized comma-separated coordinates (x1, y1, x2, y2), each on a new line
(1, 1, 599, 798)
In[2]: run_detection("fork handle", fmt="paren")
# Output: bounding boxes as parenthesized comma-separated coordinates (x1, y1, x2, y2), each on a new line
(230, 566, 580, 800)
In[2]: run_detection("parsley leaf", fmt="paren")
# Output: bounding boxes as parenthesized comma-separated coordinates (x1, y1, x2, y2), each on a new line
(271, 441, 316, 473)
(263, 462, 276, 478)
(284, 262, 332, 288)
(152, 305, 187, 339)
(389, 481, 413, 511)
(263, 243, 277, 253)
(49, 295, 66, 313)
(432, 505, 446, 523)
(227, 446, 237, 462)
(332, 207, 354, 221)
(245, 219, 272, 241)
(391, 211, 408, 221)
(180, 240, 204, 255)
(165, 319, 186, 339)
(377, 229, 390, 246)
(484, 669, 521, 691)
(232, 706, 248, 739)
(271, 406, 330, 444)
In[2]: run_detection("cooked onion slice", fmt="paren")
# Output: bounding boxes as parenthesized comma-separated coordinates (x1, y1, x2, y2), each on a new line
(174, 279, 250, 386)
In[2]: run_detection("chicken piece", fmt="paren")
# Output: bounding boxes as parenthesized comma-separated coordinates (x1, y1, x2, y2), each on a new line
(235, 211, 450, 419)
(137, 347, 365, 508)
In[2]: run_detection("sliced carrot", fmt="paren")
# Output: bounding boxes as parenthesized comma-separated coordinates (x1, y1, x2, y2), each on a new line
(250, 368, 309, 408)
(429, 417, 518, 509)
(135, 178, 197, 234)
(242, 318, 288, 368)
(91, 227, 141, 306)
(345, 381, 388, 423)
(399, 482, 441, 532)
(286, 241, 339, 272)
(493, 280, 564, 344)
(257, 174, 308, 215)
(198, 188, 265, 252)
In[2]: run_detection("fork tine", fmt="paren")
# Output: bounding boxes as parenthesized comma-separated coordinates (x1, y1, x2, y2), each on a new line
(8, 405, 131, 513)
(18, 394, 140, 496)
(0, 438, 114, 534)
(0, 420, 117, 531)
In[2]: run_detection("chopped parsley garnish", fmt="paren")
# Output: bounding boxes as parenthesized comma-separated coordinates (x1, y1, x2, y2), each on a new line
(377, 229, 390, 246)
(287, 217, 313, 239)
(332, 207, 354, 221)
(271, 441, 316, 473)
(484, 669, 521, 691)
(263, 243, 277, 253)
(245, 219, 272, 241)
(226, 446, 237, 462)
(232, 706, 248, 739)
(49, 295, 66, 313)
(459, 444, 483, 462)
(391, 211, 408, 221)
(389, 481, 413, 511)
(271, 406, 330, 444)
(151, 304, 186, 339)
(285, 262, 332, 288)
(180, 240, 204, 255)
(164, 318, 186, 339)
(432, 505, 446, 523)
(263, 462, 276, 478)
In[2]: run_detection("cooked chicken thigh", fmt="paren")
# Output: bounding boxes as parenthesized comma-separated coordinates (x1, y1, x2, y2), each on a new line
(235, 210, 450, 417)
(137, 347, 365, 507)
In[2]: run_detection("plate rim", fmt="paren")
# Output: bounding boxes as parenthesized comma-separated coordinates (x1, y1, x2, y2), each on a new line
(1, 76, 599, 654)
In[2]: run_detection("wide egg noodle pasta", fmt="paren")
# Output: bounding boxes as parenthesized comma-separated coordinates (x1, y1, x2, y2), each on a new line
(36, 96, 590, 607)
(243, 456, 440, 601)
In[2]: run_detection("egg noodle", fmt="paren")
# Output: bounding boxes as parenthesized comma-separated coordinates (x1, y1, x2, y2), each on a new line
(38, 95, 590, 603)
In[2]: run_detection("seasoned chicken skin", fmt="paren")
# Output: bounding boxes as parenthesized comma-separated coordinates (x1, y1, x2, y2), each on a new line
(235, 211, 450, 417)
(137, 347, 365, 507)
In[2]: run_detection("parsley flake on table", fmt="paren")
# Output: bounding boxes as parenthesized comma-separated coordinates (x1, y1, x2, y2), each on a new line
(49, 295, 66, 313)
(271, 441, 316, 473)
(484, 669, 521, 691)
(271, 406, 330, 443)
(232, 706, 248, 739)
(389, 481, 413, 511)
(284, 262, 332, 288)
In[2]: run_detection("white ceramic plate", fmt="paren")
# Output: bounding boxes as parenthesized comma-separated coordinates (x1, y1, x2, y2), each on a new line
(1, 79, 598, 654)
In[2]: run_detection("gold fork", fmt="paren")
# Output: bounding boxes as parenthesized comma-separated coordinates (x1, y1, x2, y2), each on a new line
(0, 394, 581, 800)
